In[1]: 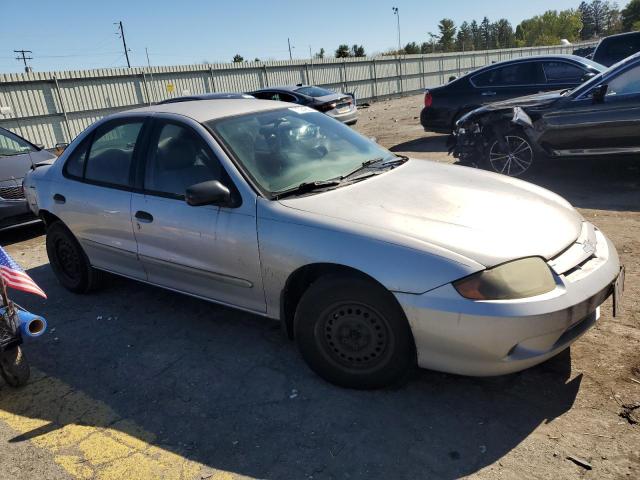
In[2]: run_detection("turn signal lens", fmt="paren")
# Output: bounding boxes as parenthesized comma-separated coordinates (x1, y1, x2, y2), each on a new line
(453, 257, 556, 300)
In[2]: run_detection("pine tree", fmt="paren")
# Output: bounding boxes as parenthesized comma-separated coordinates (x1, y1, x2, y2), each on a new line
(456, 21, 473, 51)
(438, 18, 457, 52)
(480, 17, 492, 49)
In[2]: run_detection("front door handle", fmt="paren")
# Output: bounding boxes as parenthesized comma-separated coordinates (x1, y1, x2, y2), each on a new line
(53, 193, 66, 204)
(135, 210, 153, 223)
(481, 91, 497, 96)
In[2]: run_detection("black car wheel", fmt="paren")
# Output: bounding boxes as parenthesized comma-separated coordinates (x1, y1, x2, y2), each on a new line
(294, 274, 415, 389)
(46, 222, 103, 293)
(486, 133, 535, 177)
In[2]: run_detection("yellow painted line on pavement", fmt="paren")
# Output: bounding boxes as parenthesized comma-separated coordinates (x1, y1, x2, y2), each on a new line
(0, 369, 245, 480)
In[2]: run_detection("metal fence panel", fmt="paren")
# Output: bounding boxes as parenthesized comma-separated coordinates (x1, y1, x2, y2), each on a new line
(0, 42, 596, 148)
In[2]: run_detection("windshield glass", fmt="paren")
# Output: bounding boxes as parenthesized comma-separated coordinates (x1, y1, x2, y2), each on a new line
(294, 86, 336, 97)
(208, 107, 395, 194)
(0, 129, 37, 157)
(570, 54, 638, 98)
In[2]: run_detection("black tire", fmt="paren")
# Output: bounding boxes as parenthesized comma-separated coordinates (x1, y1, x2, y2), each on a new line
(294, 274, 415, 389)
(0, 346, 30, 387)
(482, 129, 537, 178)
(46, 221, 103, 293)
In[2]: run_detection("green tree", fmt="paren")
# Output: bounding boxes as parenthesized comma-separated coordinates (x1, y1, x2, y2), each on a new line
(456, 21, 473, 51)
(622, 0, 640, 30)
(232, 54, 244, 63)
(579, 1, 597, 38)
(480, 17, 492, 49)
(403, 42, 421, 54)
(438, 18, 457, 52)
(420, 42, 430, 54)
(351, 44, 366, 57)
(335, 44, 350, 58)
(493, 19, 515, 48)
(314, 48, 325, 59)
(515, 9, 583, 46)
(470, 20, 481, 49)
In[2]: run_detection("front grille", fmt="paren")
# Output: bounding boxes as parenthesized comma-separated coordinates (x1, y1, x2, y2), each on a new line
(0, 185, 25, 200)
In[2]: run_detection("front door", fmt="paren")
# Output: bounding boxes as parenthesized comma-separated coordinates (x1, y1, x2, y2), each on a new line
(130, 118, 265, 312)
(540, 62, 640, 153)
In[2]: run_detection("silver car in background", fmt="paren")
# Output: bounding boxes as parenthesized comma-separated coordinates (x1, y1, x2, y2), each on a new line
(24, 100, 623, 389)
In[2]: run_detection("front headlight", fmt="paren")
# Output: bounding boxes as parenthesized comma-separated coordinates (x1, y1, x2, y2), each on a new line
(453, 257, 556, 300)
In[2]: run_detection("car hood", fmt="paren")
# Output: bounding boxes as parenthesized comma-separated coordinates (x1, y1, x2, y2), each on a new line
(482, 90, 564, 111)
(0, 149, 57, 182)
(278, 160, 582, 267)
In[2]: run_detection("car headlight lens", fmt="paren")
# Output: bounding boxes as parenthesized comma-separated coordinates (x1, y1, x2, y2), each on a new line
(453, 257, 556, 300)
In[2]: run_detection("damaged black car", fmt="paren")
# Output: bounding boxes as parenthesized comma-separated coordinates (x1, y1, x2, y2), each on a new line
(451, 52, 640, 177)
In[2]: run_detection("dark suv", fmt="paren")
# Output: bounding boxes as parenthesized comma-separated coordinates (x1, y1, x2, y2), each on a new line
(593, 31, 640, 67)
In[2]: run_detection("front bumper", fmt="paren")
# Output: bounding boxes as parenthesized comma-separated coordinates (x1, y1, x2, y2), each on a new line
(395, 228, 621, 376)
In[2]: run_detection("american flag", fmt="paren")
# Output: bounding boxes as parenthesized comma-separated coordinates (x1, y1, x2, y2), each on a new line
(0, 246, 47, 299)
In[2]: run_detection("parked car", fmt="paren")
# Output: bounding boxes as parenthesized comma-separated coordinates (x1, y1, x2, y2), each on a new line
(451, 52, 640, 177)
(592, 31, 640, 67)
(159, 92, 255, 104)
(24, 99, 623, 389)
(421, 55, 605, 133)
(249, 85, 358, 125)
(0, 127, 57, 231)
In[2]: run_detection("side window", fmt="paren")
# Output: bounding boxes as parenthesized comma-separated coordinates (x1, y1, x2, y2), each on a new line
(253, 91, 273, 100)
(277, 93, 297, 103)
(144, 122, 223, 198)
(542, 62, 586, 83)
(473, 62, 538, 87)
(607, 65, 640, 96)
(84, 121, 143, 187)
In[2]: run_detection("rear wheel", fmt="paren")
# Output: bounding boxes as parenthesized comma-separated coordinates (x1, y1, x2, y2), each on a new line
(294, 274, 415, 389)
(484, 131, 535, 177)
(46, 222, 103, 293)
(0, 346, 30, 387)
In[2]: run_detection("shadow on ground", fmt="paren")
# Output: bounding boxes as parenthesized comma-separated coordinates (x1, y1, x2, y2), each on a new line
(0, 223, 44, 247)
(528, 157, 640, 213)
(390, 135, 449, 154)
(0, 265, 582, 479)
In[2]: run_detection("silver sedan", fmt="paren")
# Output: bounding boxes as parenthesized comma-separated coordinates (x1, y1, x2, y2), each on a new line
(24, 100, 624, 389)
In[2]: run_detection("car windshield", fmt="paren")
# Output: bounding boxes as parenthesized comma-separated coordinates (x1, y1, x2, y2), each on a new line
(207, 107, 395, 195)
(0, 129, 37, 157)
(294, 86, 336, 97)
(569, 54, 638, 98)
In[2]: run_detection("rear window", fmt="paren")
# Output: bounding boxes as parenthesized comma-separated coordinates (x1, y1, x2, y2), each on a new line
(295, 86, 336, 97)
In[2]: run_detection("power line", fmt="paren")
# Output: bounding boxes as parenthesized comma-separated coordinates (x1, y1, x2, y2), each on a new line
(14, 49, 33, 72)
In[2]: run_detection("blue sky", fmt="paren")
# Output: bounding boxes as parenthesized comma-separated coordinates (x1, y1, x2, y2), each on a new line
(0, 0, 631, 73)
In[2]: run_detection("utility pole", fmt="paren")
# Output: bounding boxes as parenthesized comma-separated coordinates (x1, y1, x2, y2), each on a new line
(115, 21, 131, 68)
(14, 50, 33, 72)
(288, 38, 293, 60)
(392, 7, 401, 53)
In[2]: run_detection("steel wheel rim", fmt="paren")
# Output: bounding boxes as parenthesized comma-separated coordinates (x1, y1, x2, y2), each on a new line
(54, 237, 81, 281)
(489, 135, 533, 177)
(317, 302, 393, 371)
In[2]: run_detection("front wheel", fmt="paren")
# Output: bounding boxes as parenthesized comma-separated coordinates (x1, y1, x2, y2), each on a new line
(294, 275, 415, 389)
(484, 132, 535, 177)
(0, 346, 30, 387)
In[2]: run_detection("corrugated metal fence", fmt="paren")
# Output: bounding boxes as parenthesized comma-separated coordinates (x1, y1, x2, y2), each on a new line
(0, 43, 596, 148)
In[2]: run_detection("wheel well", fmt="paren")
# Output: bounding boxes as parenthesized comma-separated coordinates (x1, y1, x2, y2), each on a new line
(39, 210, 62, 228)
(280, 263, 391, 340)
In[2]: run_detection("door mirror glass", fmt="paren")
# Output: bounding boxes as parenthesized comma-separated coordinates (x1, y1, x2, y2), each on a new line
(185, 180, 231, 206)
(592, 84, 608, 103)
(580, 72, 597, 83)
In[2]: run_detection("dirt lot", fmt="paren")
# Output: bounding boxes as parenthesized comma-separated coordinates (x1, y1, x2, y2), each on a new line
(0, 94, 638, 480)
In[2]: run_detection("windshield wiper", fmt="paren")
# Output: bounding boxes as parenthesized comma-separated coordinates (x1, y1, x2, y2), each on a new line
(273, 180, 342, 199)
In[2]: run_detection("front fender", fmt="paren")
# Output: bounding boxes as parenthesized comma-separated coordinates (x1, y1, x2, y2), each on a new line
(257, 199, 483, 318)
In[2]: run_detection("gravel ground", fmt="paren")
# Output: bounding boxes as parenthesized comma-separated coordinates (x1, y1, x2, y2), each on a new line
(0, 94, 638, 480)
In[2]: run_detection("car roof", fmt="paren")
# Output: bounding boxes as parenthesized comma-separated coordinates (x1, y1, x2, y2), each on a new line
(158, 92, 255, 104)
(599, 31, 640, 42)
(253, 85, 311, 93)
(128, 98, 292, 122)
(475, 54, 600, 71)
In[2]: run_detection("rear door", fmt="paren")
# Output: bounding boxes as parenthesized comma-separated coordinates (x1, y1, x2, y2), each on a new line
(52, 117, 148, 280)
(130, 116, 265, 312)
(539, 61, 640, 153)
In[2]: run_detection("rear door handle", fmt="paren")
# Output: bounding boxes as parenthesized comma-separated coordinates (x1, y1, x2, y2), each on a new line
(53, 193, 66, 204)
(135, 210, 153, 223)
(481, 91, 497, 96)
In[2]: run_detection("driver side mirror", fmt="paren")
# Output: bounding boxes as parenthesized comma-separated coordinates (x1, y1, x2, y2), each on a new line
(580, 72, 597, 83)
(592, 84, 608, 103)
(185, 180, 231, 207)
